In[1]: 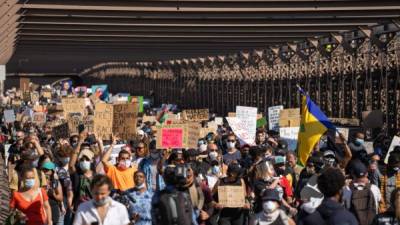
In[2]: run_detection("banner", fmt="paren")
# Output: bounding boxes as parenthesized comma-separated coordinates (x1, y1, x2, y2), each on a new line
(182, 109, 209, 121)
(236, 106, 257, 145)
(4, 109, 16, 123)
(61, 97, 87, 118)
(279, 127, 300, 151)
(268, 105, 283, 131)
(226, 117, 255, 145)
(218, 185, 245, 208)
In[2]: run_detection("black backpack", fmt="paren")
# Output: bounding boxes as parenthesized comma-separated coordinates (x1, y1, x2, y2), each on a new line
(349, 183, 376, 225)
(156, 190, 193, 225)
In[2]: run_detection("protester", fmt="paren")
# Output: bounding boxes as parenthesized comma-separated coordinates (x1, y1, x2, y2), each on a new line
(372, 187, 400, 225)
(73, 174, 130, 225)
(10, 165, 53, 225)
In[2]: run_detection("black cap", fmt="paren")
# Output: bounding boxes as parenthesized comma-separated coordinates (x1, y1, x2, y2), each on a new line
(261, 189, 280, 202)
(227, 163, 243, 175)
(352, 162, 368, 178)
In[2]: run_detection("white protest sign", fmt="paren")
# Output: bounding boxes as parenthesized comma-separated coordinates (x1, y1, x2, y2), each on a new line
(268, 105, 283, 131)
(215, 117, 223, 126)
(235, 106, 257, 145)
(384, 136, 400, 164)
(279, 127, 300, 151)
(226, 117, 255, 145)
(0, 65, 5, 81)
(364, 141, 374, 154)
(335, 127, 349, 143)
(4, 109, 16, 123)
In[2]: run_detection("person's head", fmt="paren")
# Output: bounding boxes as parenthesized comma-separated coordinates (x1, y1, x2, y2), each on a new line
(317, 167, 345, 201)
(226, 134, 237, 150)
(273, 156, 286, 176)
(354, 132, 365, 145)
(134, 171, 146, 189)
(117, 149, 132, 170)
(240, 145, 250, 157)
(227, 162, 242, 180)
(255, 160, 275, 180)
(261, 189, 281, 214)
(78, 149, 95, 171)
(322, 150, 337, 168)
(286, 151, 297, 168)
(388, 151, 400, 172)
(69, 135, 79, 147)
(135, 141, 148, 158)
(21, 149, 40, 167)
(20, 165, 36, 190)
(168, 149, 185, 165)
(15, 130, 25, 143)
(90, 174, 113, 207)
(250, 146, 264, 161)
(351, 161, 369, 183)
(390, 188, 400, 220)
(256, 130, 266, 144)
(55, 145, 72, 166)
(207, 143, 219, 160)
(41, 161, 56, 177)
(137, 130, 145, 140)
(183, 149, 198, 163)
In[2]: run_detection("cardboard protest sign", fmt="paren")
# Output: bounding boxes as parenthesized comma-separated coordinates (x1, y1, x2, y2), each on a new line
(61, 97, 87, 118)
(161, 128, 184, 148)
(113, 103, 138, 140)
(226, 117, 255, 145)
(67, 113, 83, 134)
(187, 123, 201, 148)
(279, 127, 300, 151)
(83, 115, 94, 133)
(20, 78, 30, 91)
(268, 105, 284, 131)
(23, 92, 31, 102)
(142, 115, 157, 123)
(4, 109, 16, 123)
(52, 123, 70, 140)
(94, 103, 114, 140)
(335, 127, 349, 144)
(156, 123, 196, 149)
(384, 136, 400, 164)
(182, 109, 209, 121)
(218, 185, 245, 208)
(32, 112, 46, 125)
(103, 144, 126, 165)
(236, 106, 257, 145)
(279, 108, 300, 127)
(30, 92, 40, 103)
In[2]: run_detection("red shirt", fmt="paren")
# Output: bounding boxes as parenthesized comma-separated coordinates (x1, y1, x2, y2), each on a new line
(279, 176, 293, 198)
(10, 188, 48, 225)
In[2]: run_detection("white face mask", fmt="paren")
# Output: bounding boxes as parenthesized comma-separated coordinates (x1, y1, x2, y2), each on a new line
(199, 144, 207, 152)
(136, 183, 146, 189)
(263, 201, 278, 214)
(301, 197, 324, 214)
(209, 151, 218, 160)
(227, 142, 236, 149)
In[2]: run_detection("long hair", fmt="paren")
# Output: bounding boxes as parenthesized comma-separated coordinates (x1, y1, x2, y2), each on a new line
(254, 160, 275, 180)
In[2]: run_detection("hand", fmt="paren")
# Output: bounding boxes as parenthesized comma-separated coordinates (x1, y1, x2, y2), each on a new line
(214, 203, 224, 209)
(199, 210, 210, 221)
(289, 207, 298, 216)
(338, 132, 347, 142)
(79, 129, 88, 141)
(111, 134, 117, 145)
(132, 213, 140, 222)
(162, 148, 172, 160)
(243, 203, 251, 209)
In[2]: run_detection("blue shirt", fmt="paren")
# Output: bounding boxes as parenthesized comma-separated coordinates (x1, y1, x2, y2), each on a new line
(126, 189, 153, 225)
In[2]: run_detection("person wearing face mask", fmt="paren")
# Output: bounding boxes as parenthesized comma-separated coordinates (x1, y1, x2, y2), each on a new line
(102, 134, 137, 191)
(222, 134, 241, 166)
(207, 160, 222, 190)
(10, 149, 48, 193)
(250, 189, 295, 225)
(139, 143, 166, 192)
(372, 187, 400, 225)
(124, 171, 154, 225)
(73, 174, 130, 225)
(349, 132, 367, 154)
(379, 151, 400, 212)
(69, 148, 95, 211)
(299, 167, 358, 225)
(239, 144, 253, 170)
(10, 165, 53, 225)
(295, 155, 324, 200)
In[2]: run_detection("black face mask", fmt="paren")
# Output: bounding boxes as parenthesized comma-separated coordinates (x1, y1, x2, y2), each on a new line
(275, 168, 285, 176)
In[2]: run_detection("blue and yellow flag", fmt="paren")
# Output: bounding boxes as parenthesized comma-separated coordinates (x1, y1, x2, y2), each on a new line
(297, 88, 335, 166)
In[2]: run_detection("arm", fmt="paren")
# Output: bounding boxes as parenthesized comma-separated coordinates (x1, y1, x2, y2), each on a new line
(67, 190, 74, 212)
(69, 130, 87, 173)
(338, 132, 352, 169)
(101, 134, 116, 169)
(32, 138, 44, 156)
(43, 200, 52, 225)
(53, 180, 64, 202)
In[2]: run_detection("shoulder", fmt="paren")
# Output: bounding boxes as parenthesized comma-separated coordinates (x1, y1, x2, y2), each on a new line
(110, 199, 128, 211)
(76, 200, 94, 213)
(331, 208, 358, 224)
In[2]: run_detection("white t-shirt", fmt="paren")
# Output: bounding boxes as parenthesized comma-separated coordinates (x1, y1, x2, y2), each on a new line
(343, 182, 382, 213)
(73, 199, 130, 225)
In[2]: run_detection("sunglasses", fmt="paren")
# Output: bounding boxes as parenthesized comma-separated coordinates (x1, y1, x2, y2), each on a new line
(227, 140, 236, 143)
(136, 147, 144, 150)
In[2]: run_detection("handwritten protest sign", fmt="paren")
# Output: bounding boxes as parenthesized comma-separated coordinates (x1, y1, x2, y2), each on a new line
(279, 108, 300, 127)
(83, 115, 94, 133)
(385, 136, 400, 164)
(113, 103, 138, 140)
(62, 97, 87, 118)
(236, 106, 257, 145)
(32, 112, 46, 125)
(182, 109, 209, 121)
(4, 109, 16, 123)
(268, 105, 283, 131)
(226, 117, 255, 145)
(187, 123, 201, 148)
(156, 123, 196, 149)
(67, 113, 83, 134)
(161, 128, 184, 148)
(364, 141, 374, 154)
(52, 123, 69, 140)
(279, 127, 300, 151)
(94, 103, 114, 140)
(218, 185, 245, 208)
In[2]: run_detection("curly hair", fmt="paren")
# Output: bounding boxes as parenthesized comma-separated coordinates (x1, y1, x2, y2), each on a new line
(317, 167, 345, 198)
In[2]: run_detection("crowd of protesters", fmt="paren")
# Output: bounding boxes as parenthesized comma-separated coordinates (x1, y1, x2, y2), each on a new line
(1, 81, 400, 225)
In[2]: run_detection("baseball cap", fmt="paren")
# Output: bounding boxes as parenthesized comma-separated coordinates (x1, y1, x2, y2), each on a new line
(261, 189, 281, 202)
(42, 161, 56, 170)
(351, 161, 368, 178)
(274, 156, 286, 165)
(78, 149, 95, 161)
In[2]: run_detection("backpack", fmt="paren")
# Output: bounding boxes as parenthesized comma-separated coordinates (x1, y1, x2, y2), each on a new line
(349, 183, 376, 225)
(156, 190, 193, 225)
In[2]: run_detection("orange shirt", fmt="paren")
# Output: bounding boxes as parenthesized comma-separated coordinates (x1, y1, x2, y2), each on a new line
(10, 188, 48, 225)
(105, 164, 137, 191)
